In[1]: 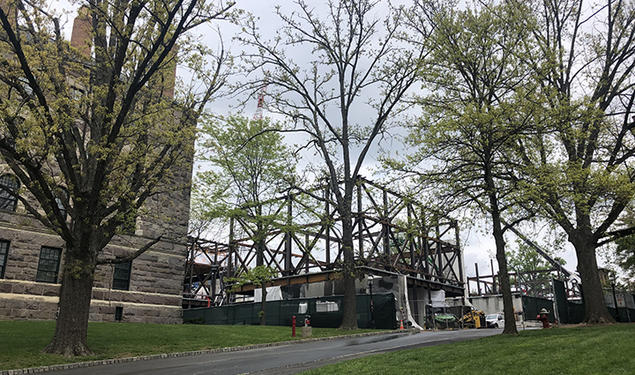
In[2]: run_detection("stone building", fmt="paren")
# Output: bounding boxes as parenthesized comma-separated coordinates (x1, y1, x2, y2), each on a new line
(0, 7, 192, 324)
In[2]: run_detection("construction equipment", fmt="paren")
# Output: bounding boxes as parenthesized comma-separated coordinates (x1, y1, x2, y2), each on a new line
(459, 308, 485, 328)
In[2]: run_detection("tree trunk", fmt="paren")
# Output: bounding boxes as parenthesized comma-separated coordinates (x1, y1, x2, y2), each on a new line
(256, 215, 264, 267)
(570, 232, 615, 323)
(44, 247, 96, 356)
(486, 174, 518, 335)
(257, 238, 266, 325)
(339, 210, 357, 329)
(493, 226, 518, 335)
(260, 283, 267, 325)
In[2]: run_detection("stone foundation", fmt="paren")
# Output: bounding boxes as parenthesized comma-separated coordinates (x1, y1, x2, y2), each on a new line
(0, 280, 182, 324)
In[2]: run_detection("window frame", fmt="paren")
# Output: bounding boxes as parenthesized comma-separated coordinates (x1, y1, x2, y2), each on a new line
(0, 240, 9, 279)
(114, 306, 124, 321)
(0, 174, 20, 212)
(54, 187, 69, 220)
(112, 260, 132, 291)
(35, 246, 62, 283)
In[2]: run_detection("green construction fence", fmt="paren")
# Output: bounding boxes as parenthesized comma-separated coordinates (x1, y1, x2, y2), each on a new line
(183, 293, 398, 329)
(553, 279, 635, 323)
(522, 295, 557, 322)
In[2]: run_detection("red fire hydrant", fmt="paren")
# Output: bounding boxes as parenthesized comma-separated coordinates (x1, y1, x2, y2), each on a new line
(292, 315, 296, 337)
(536, 308, 550, 328)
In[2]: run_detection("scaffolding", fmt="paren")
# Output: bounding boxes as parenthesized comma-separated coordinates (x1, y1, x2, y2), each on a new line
(183, 177, 465, 307)
(467, 263, 582, 299)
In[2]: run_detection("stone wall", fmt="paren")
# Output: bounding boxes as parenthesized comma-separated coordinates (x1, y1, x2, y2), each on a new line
(0, 209, 187, 323)
(0, 157, 191, 324)
(137, 151, 194, 242)
(0, 280, 181, 323)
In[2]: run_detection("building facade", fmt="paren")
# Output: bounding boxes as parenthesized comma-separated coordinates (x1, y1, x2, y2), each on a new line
(0, 8, 192, 324)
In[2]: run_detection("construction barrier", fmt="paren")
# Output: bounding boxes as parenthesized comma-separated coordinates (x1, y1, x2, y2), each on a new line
(183, 293, 398, 329)
(553, 279, 635, 323)
(522, 295, 556, 323)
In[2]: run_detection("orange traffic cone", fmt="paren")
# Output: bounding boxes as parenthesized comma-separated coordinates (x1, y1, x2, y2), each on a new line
(399, 320, 404, 330)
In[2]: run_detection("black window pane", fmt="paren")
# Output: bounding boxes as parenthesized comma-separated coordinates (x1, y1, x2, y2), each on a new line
(36, 247, 61, 283)
(115, 306, 123, 321)
(55, 197, 66, 219)
(0, 197, 15, 211)
(0, 174, 19, 212)
(0, 240, 9, 278)
(112, 261, 131, 290)
(55, 188, 69, 219)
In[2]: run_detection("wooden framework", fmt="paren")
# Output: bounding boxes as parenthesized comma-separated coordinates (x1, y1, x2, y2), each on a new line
(183, 178, 465, 306)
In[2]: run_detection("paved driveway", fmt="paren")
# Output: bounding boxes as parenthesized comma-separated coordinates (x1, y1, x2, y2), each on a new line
(47, 329, 501, 375)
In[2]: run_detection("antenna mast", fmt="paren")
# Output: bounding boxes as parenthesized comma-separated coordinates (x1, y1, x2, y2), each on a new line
(252, 85, 267, 121)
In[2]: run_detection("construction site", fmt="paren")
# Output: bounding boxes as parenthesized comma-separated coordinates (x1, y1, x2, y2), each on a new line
(179, 49, 635, 329)
(182, 177, 466, 329)
(181, 177, 635, 329)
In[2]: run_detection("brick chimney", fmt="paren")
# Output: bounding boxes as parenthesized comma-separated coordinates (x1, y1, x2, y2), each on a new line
(70, 6, 91, 58)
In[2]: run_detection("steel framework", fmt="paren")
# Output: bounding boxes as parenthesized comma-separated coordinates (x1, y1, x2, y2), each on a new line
(183, 177, 465, 306)
(467, 263, 582, 299)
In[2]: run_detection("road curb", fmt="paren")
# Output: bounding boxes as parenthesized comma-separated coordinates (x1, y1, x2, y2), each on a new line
(1, 328, 417, 375)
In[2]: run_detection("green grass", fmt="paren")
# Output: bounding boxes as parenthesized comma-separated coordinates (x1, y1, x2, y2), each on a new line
(0, 320, 380, 370)
(303, 324, 635, 375)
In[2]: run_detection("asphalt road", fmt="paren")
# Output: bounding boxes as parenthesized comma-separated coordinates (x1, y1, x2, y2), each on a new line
(47, 329, 501, 375)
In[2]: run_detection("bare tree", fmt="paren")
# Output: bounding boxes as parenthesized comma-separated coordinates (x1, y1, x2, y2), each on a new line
(0, 0, 233, 355)
(238, 0, 428, 328)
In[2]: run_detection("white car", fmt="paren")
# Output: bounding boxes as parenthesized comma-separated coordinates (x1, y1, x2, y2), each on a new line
(486, 313, 504, 328)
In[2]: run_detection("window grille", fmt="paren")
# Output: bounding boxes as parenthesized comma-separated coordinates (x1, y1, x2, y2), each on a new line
(0, 174, 20, 211)
(35, 246, 62, 283)
(0, 240, 9, 278)
(112, 260, 132, 291)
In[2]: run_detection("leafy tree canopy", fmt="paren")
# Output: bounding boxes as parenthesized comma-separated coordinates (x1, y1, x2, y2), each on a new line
(193, 115, 295, 239)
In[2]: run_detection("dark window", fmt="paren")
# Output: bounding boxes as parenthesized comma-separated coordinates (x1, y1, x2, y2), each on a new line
(55, 197, 66, 219)
(114, 306, 123, 321)
(0, 174, 20, 211)
(0, 240, 9, 278)
(112, 261, 132, 291)
(36, 246, 61, 283)
(55, 188, 69, 220)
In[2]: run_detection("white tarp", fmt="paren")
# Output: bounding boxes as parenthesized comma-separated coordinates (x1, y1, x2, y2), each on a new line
(399, 275, 424, 331)
(254, 286, 283, 302)
(430, 290, 446, 307)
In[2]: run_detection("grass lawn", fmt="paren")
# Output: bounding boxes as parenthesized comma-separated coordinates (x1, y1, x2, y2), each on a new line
(0, 320, 380, 371)
(303, 324, 635, 375)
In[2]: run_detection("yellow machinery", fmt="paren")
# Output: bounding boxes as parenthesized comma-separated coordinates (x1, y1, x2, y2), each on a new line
(460, 308, 485, 328)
